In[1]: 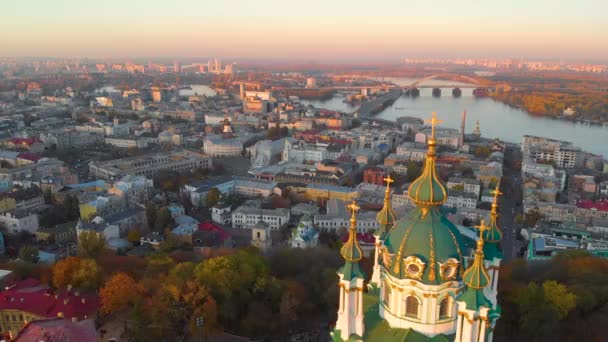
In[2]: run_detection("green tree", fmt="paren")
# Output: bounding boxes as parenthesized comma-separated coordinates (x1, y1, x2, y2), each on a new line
(154, 208, 174, 232)
(206, 188, 221, 207)
(78, 231, 108, 259)
(473, 145, 492, 159)
(19, 246, 39, 263)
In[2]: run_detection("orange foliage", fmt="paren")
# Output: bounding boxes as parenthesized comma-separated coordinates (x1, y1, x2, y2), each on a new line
(99, 272, 145, 315)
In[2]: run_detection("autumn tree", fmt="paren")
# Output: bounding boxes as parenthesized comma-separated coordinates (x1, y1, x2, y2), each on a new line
(52, 257, 102, 290)
(19, 246, 39, 264)
(99, 272, 145, 315)
(127, 229, 143, 245)
(78, 231, 108, 259)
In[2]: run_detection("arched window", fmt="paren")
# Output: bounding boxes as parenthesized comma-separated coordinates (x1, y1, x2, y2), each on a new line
(383, 281, 391, 305)
(438, 297, 450, 319)
(404, 296, 419, 318)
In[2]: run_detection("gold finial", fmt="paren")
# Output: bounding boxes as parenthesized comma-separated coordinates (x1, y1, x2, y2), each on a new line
(474, 220, 490, 251)
(383, 175, 394, 194)
(425, 112, 444, 140)
(383, 175, 394, 186)
(492, 184, 503, 201)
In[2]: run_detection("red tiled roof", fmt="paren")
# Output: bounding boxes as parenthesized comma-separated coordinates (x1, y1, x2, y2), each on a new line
(17, 152, 41, 162)
(577, 199, 608, 212)
(15, 318, 97, 342)
(0, 279, 99, 320)
(198, 222, 230, 241)
(9, 138, 40, 146)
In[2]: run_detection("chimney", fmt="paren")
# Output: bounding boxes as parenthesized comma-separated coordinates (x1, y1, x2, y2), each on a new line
(72, 317, 78, 323)
(81, 298, 86, 304)
(460, 110, 466, 146)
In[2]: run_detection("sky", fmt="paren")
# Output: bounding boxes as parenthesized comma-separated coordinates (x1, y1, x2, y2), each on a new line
(2, 0, 608, 61)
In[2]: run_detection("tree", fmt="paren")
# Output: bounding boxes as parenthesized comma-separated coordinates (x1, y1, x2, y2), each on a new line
(473, 145, 492, 159)
(206, 188, 221, 207)
(52, 256, 80, 288)
(53, 256, 102, 290)
(154, 208, 173, 232)
(78, 231, 108, 259)
(127, 229, 143, 245)
(99, 272, 145, 315)
(542, 280, 576, 320)
(19, 246, 39, 264)
(145, 202, 158, 230)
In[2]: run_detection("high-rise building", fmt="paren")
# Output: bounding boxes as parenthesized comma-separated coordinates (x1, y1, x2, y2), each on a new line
(331, 113, 503, 342)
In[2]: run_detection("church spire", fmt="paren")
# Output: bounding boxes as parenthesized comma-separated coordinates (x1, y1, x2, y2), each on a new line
(407, 112, 447, 206)
(341, 201, 363, 262)
(376, 175, 396, 237)
(485, 184, 503, 243)
(338, 201, 366, 281)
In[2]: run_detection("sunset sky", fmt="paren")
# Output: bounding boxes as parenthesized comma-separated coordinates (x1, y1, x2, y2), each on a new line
(2, 0, 607, 61)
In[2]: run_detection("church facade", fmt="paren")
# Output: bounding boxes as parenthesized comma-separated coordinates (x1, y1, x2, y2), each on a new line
(332, 113, 503, 342)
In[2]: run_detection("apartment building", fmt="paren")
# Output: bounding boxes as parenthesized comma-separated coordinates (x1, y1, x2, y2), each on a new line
(89, 150, 212, 180)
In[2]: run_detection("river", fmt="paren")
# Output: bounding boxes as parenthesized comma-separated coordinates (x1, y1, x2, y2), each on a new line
(301, 78, 608, 157)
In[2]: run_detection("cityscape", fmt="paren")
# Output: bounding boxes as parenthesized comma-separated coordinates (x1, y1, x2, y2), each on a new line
(1, 1, 608, 342)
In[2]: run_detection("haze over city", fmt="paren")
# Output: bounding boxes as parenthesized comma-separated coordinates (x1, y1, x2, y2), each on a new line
(1, 2, 608, 342)
(2, 0, 608, 61)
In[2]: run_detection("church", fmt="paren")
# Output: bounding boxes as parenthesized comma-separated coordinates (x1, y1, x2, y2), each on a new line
(331, 113, 503, 342)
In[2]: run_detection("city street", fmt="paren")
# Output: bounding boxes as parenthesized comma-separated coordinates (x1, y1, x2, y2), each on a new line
(500, 145, 524, 260)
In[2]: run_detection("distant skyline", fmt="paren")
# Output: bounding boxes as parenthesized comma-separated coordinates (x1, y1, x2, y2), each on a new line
(2, 0, 608, 62)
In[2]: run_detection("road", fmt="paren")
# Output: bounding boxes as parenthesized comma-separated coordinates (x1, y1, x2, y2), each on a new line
(499, 146, 523, 260)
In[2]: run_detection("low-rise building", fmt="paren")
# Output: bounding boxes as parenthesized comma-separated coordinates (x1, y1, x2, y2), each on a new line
(0, 278, 99, 337)
(203, 138, 243, 157)
(446, 190, 478, 209)
(211, 204, 231, 225)
(89, 150, 212, 180)
(0, 211, 39, 234)
(231, 206, 290, 230)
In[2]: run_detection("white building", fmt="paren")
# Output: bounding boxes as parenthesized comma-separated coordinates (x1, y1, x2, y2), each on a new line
(447, 177, 481, 198)
(231, 206, 290, 230)
(89, 150, 213, 180)
(211, 204, 231, 225)
(104, 137, 158, 149)
(522, 135, 582, 169)
(446, 191, 478, 209)
(203, 138, 243, 157)
(0, 211, 39, 234)
(109, 175, 153, 205)
(314, 211, 379, 233)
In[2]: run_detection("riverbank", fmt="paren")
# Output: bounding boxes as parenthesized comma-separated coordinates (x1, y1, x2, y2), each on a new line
(490, 91, 608, 126)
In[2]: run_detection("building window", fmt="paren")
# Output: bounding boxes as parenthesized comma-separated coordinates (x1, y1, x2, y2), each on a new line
(439, 297, 450, 319)
(404, 296, 419, 318)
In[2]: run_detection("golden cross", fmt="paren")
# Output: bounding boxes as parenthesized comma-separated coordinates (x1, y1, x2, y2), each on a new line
(492, 184, 503, 199)
(474, 219, 490, 241)
(347, 200, 360, 213)
(425, 112, 443, 139)
(384, 175, 394, 186)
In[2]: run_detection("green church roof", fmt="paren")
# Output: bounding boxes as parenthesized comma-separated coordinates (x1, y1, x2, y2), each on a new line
(383, 207, 466, 284)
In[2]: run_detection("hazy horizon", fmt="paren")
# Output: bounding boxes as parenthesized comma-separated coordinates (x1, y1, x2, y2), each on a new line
(3, 0, 608, 62)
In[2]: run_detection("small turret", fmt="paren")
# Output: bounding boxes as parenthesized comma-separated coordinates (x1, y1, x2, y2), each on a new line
(455, 221, 500, 342)
(335, 200, 365, 340)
